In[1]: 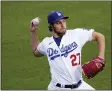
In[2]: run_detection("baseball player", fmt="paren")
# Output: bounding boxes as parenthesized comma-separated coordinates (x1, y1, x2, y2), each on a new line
(29, 11, 105, 90)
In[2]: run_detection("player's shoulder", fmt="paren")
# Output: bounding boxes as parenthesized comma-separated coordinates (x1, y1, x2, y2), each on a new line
(67, 28, 94, 33)
(40, 36, 52, 44)
(66, 28, 82, 34)
(67, 28, 82, 33)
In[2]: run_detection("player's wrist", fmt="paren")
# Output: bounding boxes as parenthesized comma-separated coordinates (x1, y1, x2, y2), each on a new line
(94, 56, 105, 61)
(97, 55, 105, 60)
(95, 56, 106, 66)
(30, 26, 38, 32)
(30, 29, 37, 32)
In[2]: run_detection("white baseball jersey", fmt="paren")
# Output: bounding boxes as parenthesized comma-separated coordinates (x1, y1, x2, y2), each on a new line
(37, 28, 94, 85)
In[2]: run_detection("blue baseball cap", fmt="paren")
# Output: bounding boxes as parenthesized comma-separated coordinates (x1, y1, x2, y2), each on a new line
(47, 11, 69, 24)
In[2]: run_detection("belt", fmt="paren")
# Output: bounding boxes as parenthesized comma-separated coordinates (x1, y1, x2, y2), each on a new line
(56, 80, 82, 89)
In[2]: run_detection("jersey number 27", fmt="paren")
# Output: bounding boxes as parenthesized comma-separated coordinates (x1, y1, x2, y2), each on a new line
(70, 53, 80, 66)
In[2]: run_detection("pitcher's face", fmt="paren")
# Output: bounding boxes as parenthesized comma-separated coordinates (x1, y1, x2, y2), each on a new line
(53, 19, 67, 35)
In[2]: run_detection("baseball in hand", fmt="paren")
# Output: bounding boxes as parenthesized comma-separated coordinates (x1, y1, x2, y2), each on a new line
(31, 17, 40, 26)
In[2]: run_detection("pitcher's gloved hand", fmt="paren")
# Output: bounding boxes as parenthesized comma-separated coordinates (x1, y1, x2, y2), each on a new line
(82, 56, 105, 79)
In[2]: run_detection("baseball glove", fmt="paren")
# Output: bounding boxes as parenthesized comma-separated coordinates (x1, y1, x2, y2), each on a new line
(82, 56, 105, 79)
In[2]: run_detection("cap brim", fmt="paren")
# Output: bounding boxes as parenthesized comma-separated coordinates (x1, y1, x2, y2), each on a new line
(63, 16, 69, 19)
(51, 16, 69, 24)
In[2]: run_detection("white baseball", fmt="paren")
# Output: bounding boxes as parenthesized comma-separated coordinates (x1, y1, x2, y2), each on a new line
(31, 17, 40, 26)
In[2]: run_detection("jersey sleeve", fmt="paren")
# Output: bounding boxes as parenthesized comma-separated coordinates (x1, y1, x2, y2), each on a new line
(75, 28, 94, 46)
(37, 40, 46, 55)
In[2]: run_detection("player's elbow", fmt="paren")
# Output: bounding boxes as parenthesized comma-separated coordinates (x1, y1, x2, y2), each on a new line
(32, 51, 38, 57)
(32, 49, 44, 57)
(97, 33, 105, 41)
(92, 32, 105, 41)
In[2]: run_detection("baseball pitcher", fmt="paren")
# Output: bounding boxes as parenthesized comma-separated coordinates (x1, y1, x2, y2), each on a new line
(29, 11, 105, 90)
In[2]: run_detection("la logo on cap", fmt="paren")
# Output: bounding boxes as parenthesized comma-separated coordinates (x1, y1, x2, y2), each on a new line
(56, 12, 61, 16)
